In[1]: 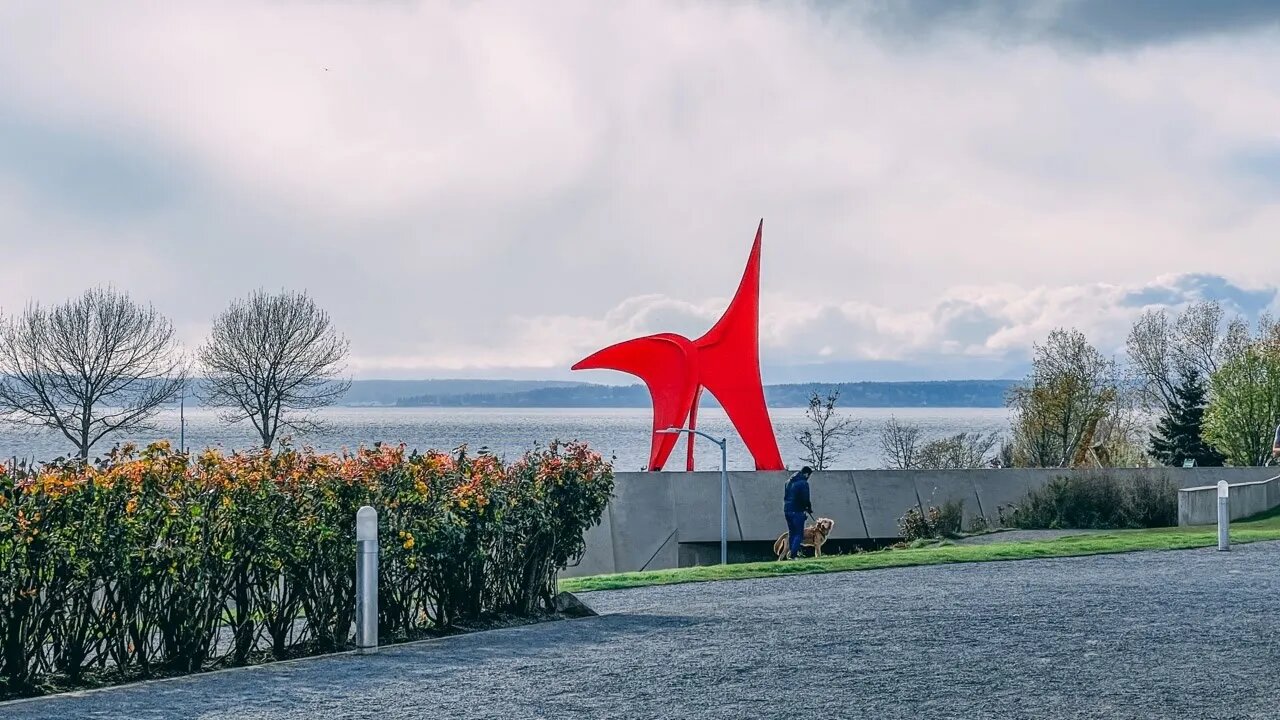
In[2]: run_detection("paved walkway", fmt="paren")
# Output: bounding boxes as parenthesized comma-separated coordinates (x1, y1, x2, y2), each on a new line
(6, 542, 1279, 719)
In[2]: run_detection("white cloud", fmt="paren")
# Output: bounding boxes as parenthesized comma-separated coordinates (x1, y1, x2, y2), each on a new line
(391, 272, 1276, 381)
(0, 2, 1278, 378)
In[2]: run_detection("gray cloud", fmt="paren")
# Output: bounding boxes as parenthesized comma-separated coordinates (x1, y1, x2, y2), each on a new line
(860, 0, 1280, 50)
(0, 2, 1277, 380)
(501, 272, 1280, 383)
(1046, 0, 1280, 49)
(931, 299, 1007, 347)
(0, 105, 197, 222)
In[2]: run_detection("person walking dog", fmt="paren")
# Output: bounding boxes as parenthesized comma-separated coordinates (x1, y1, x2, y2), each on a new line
(783, 466, 814, 559)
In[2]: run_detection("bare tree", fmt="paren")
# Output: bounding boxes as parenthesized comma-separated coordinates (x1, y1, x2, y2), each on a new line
(0, 287, 186, 459)
(1173, 300, 1238, 376)
(1126, 300, 1248, 415)
(198, 290, 351, 448)
(995, 440, 1015, 468)
(879, 416, 923, 469)
(881, 417, 1001, 470)
(795, 388, 860, 470)
(1126, 309, 1178, 413)
(916, 431, 1001, 469)
(1087, 380, 1150, 468)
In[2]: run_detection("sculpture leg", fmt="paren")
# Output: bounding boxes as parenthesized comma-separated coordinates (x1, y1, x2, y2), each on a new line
(706, 382, 784, 471)
(686, 387, 702, 471)
(692, 223, 784, 471)
(570, 333, 699, 472)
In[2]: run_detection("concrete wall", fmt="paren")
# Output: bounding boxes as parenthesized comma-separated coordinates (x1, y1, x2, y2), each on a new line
(1178, 474, 1280, 526)
(565, 466, 1280, 578)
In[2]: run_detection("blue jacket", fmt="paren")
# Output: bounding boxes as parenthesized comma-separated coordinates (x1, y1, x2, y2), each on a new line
(783, 472, 812, 515)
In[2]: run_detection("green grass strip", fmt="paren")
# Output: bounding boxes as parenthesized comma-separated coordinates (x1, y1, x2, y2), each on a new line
(559, 509, 1280, 593)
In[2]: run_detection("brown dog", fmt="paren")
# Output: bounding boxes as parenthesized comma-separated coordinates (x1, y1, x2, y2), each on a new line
(773, 517, 835, 560)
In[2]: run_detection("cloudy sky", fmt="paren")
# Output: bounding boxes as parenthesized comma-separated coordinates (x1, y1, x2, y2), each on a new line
(2, 1, 1279, 383)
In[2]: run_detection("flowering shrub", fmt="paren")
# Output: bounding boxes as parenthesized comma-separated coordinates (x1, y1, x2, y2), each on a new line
(896, 500, 964, 542)
(0, 440, 613, 695)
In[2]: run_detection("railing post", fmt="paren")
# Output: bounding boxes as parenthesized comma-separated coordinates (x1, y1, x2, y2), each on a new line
(355, 506, 379, 652)
(1217, 481, 1230, 552)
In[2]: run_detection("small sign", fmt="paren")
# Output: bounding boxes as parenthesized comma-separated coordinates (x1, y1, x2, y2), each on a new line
(1183, 458, 1195, 468)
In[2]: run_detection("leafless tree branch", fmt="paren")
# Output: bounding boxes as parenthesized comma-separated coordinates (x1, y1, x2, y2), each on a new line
(1127, 300, 1246, 416)
(878, 416, 923, 469)
(197, 289, 351, 448)
(795, 388, 861, 470)
(0, 287, 186, 459)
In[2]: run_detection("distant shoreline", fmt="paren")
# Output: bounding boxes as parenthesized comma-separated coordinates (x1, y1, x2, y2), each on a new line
(393, 379, 1017, 409)
(1, 404, 1012, 466)
(162, 379, 1019, 409)
(337, 402, 1012, 410)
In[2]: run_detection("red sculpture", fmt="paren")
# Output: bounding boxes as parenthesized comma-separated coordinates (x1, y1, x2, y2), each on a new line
(572, 221, 784, 471)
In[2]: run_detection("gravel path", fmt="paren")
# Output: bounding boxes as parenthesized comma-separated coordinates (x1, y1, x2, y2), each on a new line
(6, 542, 1279, 720)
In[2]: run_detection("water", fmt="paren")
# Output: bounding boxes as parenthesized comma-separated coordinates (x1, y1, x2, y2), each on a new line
(0, 406, 1012, 471)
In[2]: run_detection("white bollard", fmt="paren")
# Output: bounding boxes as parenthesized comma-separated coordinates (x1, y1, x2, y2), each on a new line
(355, 506, 379, 652)
(1217, 481, 1230, 552)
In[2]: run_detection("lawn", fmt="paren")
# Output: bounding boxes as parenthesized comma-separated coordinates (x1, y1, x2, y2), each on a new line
(559, 508, 1280, 593)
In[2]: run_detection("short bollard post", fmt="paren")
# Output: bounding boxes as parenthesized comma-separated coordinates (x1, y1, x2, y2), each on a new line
(1217, 481, 1230, 552)
(355, 506, 379, 652)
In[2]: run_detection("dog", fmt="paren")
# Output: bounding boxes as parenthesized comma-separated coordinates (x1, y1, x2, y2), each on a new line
(773, 517, 835, 560)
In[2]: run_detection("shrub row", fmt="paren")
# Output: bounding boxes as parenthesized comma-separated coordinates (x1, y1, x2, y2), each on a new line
(1001, 473, 1177, 530)
(0, 440, 612, 696)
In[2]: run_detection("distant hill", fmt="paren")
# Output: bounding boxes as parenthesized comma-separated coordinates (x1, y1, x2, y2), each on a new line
(765, 381, 1016, 407)
(339, 379, 590, 406)
(171, 379, 592, 407)
(397, 384, 651, 407)
(396, 380, 1017, 408)
(168, 378, 1014, 408)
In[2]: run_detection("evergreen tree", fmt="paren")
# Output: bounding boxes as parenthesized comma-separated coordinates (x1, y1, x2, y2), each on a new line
(1150, 370, 1225, 467)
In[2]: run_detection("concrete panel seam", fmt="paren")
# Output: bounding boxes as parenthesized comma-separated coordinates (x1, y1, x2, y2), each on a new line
(727, 481, 745, 542)
(850, 473, 871, 538)
(607, 497, 621, 573)
(639, 529, 678, 572)
(971, 479, 986, 522)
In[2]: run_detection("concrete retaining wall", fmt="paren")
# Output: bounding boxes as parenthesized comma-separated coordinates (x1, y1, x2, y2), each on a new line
(1178, 474, 1280, 526)
(566, 466, 1280, 577)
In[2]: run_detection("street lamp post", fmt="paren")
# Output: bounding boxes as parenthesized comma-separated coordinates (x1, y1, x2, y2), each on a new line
(179, 389, 186, 454)
(658, 427, 728, 565)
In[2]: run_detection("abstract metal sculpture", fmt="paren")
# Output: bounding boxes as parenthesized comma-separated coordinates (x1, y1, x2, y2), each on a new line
(572, 221, 784, 471)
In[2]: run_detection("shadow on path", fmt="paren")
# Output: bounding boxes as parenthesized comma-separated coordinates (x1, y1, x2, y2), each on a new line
(2, 612, 706, 719)
(6, 544, 1280, 720)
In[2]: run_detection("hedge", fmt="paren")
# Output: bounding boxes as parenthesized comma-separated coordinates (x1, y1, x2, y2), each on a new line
(0, 440, 613, 696)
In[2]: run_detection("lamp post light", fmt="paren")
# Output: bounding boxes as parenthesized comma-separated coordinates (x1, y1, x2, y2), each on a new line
(658, 427, 729, 565)
(355, 506, 379, 652)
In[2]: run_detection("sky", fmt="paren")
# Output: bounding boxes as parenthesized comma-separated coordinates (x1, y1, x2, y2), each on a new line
(2, 0, 1279, 383)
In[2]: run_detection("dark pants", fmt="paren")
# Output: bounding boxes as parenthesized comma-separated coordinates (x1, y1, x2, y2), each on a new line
(785, 511, 808, 558)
